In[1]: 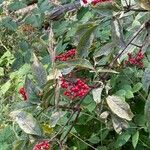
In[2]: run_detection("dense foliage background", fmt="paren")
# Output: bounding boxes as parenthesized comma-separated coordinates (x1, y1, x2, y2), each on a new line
(0, 0, 150, 149)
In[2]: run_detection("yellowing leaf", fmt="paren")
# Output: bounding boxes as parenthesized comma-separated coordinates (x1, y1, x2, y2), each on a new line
(92, 86, 104, 104)
(10, 110, 42, 136)
(106, 95, 134, 121)
(111, 115, 128, 134)
(42, 124, 53, 135)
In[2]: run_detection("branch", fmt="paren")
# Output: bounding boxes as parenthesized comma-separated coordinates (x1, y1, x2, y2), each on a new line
(15, 1, 81, 20)
(110, 22, 146, 67)
(100, 21, 146, 80)
(47, 1, 81, 20)
(61, 109, 81, 142)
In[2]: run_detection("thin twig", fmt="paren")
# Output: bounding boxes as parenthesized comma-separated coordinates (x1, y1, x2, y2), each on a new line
(61, 109, 81, 142)
(110, 22, 145, 68)
(50, 111, 75, 141)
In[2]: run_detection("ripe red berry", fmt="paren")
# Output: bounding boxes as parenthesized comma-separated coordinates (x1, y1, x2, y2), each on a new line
(19, 87, 27, 100)
(60, 77, 90, 100)
(33, 141, 50, 150)
(125, 50, 144, 68)
(55, 49, 76, 62)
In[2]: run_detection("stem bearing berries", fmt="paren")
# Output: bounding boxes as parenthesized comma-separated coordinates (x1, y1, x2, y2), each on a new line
(19, 87, 27, 100)
(55, 49, 76, 61)
(33, 141, 50, 150)
(60, 77, 90, 100)
(125, 50, 144, 68)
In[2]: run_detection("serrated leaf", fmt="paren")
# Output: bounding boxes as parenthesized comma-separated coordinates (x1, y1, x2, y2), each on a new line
(92, 86, 104, 104)
(10, 110, 42, 136)
(111, 115, 128, 134)
(56, 58, 94, 70)
(142, 68, 150, 92)
(75, 22, 96, 42)
(94, 42, 114, 58)
(106, 95, 134, 121)
(32, 53, 47, 87)
(77, 25, 97, 57)
(132, 131, 139, 149)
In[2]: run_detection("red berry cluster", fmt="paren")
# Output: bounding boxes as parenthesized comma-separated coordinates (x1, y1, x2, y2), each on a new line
(33, 141, 50, 150)
(55, 49, 76, 61)
(92, 0, 112, 5)
(19, 87, 27, 100)
(60, 77, 90, 99)
(125, 50, 144, 68)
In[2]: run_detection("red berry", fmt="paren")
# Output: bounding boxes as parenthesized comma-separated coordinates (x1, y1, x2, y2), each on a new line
(19, 87, 27, 101)
(125, 49, 144, 68)
(33, 141, 50, 150)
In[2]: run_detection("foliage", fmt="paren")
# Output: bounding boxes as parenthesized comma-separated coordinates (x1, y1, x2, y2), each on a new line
(0, 0, 150, 149)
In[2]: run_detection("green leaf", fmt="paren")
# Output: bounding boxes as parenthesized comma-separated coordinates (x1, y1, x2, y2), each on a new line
(0, 67, 4, 76)
(125, 90, 134, 99)
(50, 111, 66, 127)
(132, 131, 139, 149)
(142, 68, 150, 92)
(32, 53, 47, 87)
(77, 25, 97, 57)
(10, 110, 42, 136)
(8, 2, 26, 11)
(140, 135, 150, 149)
(2, 17, 17, 31)
(111, 18, 125, 49)
(25, 76, 40, 104)
(92, 86, 104, 104)
(56, 58, 94, 70)
(94, 42, 114, 58)
(75, 22, 96, 41)
(0, 126, 14, 143)
(132, 82, 142, 93)
(115, 131, 131, 148)
(92, 2, 119, 16)
(96, 68, 118, 74)
(25, 14, 42, 28)
(144, 94, 150, 133)
(0, 80, 11, 95)
(13, 139, 28, 150)
(88, 134, 100, 144)
(115, 90, 126, 97)
(106, 95, 134, 121)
